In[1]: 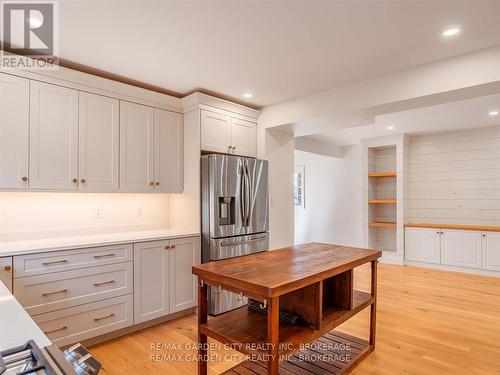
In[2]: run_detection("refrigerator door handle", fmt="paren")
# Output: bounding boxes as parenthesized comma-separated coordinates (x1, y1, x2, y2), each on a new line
(240, 163, 247, 226)
(244, 163, 251, 227)
(220, 235, 268, 247)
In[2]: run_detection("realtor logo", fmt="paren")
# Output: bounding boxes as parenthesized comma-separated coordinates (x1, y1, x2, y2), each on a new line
(1, 1, 59, 70)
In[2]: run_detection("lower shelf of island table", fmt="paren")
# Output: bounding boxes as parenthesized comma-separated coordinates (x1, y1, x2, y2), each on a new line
(222, 330, 371, 375)
(201, 290, 373, 358)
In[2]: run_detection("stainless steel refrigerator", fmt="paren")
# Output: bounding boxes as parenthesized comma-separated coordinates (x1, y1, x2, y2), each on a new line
(201, 154, 269, 315)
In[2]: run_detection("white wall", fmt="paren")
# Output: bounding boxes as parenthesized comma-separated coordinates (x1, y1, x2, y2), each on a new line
(264, 129, 295, 249)
(0, 192, 169, 236)
(409, 125, 500, 226)
(294, 145, 363, 247)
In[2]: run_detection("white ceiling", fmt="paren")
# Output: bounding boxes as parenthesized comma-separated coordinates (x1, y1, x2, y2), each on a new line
(307, 94, 500, 145)
(57, 0, 500, 107)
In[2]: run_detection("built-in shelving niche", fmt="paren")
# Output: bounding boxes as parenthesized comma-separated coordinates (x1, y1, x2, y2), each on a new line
(367, 145, 397, 253)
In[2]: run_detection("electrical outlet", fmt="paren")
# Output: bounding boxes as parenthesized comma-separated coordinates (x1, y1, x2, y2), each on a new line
(137, 208, 144, 217)
(95, 208, 103, 219)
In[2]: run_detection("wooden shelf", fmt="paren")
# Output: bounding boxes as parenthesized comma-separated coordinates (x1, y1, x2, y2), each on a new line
(368, 199, 396, 205)
(368, 171, 396, 178)
(223, 330, 371, 375)
(201, 290, 373, 357)
(405, 223, 500, 232)
(369, 221, 396, 228)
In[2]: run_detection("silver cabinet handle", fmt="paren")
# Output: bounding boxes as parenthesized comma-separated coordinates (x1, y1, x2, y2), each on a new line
(42, 259, 68, 266)
(42, 289, 68, 297)
(94, 280, 115, 287)
(94, 253, 116, 259)
(94, 313, 115, 322)
(44, 326, 68, 334)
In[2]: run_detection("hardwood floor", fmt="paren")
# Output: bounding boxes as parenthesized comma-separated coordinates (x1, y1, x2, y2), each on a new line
(89, 263, 500, 374)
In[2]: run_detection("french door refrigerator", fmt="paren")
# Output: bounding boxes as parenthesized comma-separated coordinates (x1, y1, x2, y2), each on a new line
(201, 154, 269, 315)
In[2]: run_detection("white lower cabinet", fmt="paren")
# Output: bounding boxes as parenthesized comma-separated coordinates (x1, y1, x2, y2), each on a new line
(133, 240, 170, 324)
(34, 294, 133, 347)
(441, 229, 481, 269)
(169, 237, 201, 313)
(405, 227, 441, 264)
(405, 227, 496, 271)
(482, 231, 500, 271)
(134, 236, 200, 323)
(15, 262, 133, 315)
(0, 257, 13, 292)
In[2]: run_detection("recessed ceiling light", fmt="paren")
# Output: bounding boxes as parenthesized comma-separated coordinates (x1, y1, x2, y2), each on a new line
(386, 126, 395, 130)
(442, 27, 460, 37)
(243, 93, 253, 98)
(489, 110, 499, 116)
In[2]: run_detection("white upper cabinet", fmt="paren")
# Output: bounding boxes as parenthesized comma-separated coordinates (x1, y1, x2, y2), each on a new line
(200, 109, 257, 157)
(230, 117, 257, 157)
(30, 81, 79, 190)
(154, 109, 183, 193)
(200, 109, 231, 154)
(169, 237, 200, 313)
(482, 231, 500, 271)
(79, 92, 119, 191)
(0, 74, 29, 189)
(405, 227, 441, 264)
(441, 229, 482, 269)
(120, 101, 155, 192)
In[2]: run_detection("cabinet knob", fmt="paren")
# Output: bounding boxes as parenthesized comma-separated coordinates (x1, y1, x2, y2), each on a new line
(72, 178, 78, 183)
(80, 178, 86, 184)
(228, 146, 232, 152)
(4, 265, 11, 271)
(150, 181, 155, 186)
(164, 245, 170, 250)
(482, 234, 486, 237)
(155, 181, 160, 186)
(171, 245, 176, 249)
(21, 176, 28, 182)
(232, 146, 236, 151)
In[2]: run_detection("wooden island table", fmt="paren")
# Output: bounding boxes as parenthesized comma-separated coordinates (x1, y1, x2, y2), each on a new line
(192, 242, 382, 375)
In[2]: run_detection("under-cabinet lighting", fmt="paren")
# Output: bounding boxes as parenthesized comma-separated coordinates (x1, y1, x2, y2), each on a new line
(488, 110, 499, 116)
(386, 126, 395, 130)
(243, 93, 253, 98)
(442, 27, 460, 37)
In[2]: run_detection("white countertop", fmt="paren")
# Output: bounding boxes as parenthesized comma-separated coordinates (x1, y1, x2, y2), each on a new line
(0, 280, 51, 351)
(0, 226, 200, 256)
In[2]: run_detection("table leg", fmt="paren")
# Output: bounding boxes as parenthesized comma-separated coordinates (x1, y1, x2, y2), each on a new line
(370, 260, 378, 348)
(267, 296, 280, 375)
(198, 281, 208, 375)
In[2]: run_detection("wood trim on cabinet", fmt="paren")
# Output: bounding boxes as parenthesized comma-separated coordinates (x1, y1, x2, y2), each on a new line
(405, 223, 500, 232)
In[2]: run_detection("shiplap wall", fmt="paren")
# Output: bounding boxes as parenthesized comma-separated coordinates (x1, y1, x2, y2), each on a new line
(409, 126, 500, 226)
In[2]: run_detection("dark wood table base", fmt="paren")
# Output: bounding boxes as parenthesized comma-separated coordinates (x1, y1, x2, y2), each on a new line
(223, 330, 371, 375)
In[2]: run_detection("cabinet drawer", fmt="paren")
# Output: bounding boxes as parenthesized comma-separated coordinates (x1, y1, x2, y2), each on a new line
(14, 262, 133, 315)
(34, 294, 133, 347)
(14, 244, 133, 278)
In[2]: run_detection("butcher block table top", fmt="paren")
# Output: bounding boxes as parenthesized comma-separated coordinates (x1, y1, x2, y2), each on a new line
(192, 242, 381, 298)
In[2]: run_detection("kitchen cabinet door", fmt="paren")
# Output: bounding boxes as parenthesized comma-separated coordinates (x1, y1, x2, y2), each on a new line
(120, 101, 154, 192)
(441, 229, 482, 269)
(230, 117, 257, 157)
(169, 237, 200, 313)
(405, 227, 441, 264)
(0, 74, 29, 189)
(0, 257, 13, 292)
(154, 109, 183, 193)
(30, 81, 79, 189)
(200, 109, 231, 154)
(482, 231, 500, 271)
(79, 92, 119, 191)
(133, 240, 170, 323)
